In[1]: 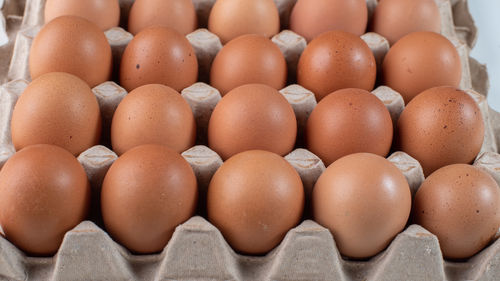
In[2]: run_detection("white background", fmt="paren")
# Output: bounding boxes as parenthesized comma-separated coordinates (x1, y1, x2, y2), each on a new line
(469, 1, 500, 111)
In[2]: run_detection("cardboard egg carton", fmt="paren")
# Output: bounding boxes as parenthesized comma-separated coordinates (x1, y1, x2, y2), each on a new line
(1, 0, 500, 280)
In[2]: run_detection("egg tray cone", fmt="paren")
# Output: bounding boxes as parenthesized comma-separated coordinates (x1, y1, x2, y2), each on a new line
(1, 0, 499, 280)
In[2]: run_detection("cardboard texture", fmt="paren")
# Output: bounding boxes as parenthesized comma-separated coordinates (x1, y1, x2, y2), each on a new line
(0, 0, 499, 280)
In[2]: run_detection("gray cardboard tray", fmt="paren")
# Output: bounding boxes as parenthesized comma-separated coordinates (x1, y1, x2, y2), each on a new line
(1, 0, 500, 280)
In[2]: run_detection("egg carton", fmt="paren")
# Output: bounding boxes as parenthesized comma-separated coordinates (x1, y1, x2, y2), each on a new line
(1, 0, 499, 280)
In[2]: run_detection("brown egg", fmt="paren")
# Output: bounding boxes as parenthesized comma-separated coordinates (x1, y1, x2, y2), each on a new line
(413, 164, 500, 259)
(120, 27, 198, 92)
(207, 150, 304, 255)
(44, 0, 120, 31)
(372, 0, 441, 46)
(397, 87, 484, 176)
(210, 34, 287, 95)
(297, 31, 376, 101)
(11, 72, 101, 156)
(30, 16, 112, 87)
(208, 0, 280, 44)
(313, 153, 411, 259)
(382, 31, 461, 104)
(128, 0, 197, 35)
(101, 144, 197, 254)
(290, 0, 368, 42)
(208, 84, 296, 160)
(111, 84, 196, 155)
(0, 144, 90, 256)
(306, 88, 393, 166)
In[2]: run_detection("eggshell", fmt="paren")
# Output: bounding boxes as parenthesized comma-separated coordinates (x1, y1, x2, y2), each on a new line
(29, 16, 112, 87)
(397, 87, 484, 176)
(306, 88, 393, 166)
(413, 164, 500, 259)
(128, 0, 197, 35)
(11, 72, 102, 156)
(208, 84, 296, 160)
(101, 144, 198, 254)
(0, 144, 90, 256)
(208, 0, 280, 44)
(382, 31, 462, 104)
(297, 31, 376, 101)
(207, 150, 304, 255)
(120, 27, 198, 92)
(210, 34, 287, 95)
(312, 153, 411, 259)
(372, 0, 441, 45)
(111, 84, 196, 155)
(289, 0, 368, 42)
(44, 0, 120, 31)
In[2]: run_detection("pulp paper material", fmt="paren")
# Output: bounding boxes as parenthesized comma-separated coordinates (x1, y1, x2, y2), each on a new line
(0, 0, 499, 280)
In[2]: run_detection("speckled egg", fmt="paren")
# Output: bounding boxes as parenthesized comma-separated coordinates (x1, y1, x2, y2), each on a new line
(413, 164, 500, 259)
(120, 27, 198, 92)
(297, 31, 376, 101)
(397, 87, 484, 176)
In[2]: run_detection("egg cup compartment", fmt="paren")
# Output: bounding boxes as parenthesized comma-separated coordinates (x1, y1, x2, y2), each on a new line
(1, 0, 499, 280)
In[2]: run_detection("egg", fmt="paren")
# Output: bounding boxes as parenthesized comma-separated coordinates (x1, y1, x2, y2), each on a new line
(210, 34, 287, 95)
(306, 88, 393, 166)
(397, 87, 484, 176)
(30, 16, 112, 87)
(120, 27, 198, 92)
(290, 0, 368, 42)
(44, 0, 120, 31)
(382, 31, 462, 104)
(111, 84, 196, 155)
(101, 144, 198, 254)
(313, 153, 411, 259)
(11, 72, 102, 156)
(413, 164, 500, 259)
(208, 0, 280, 44)
(0, 144, 90, 256)
(128, 0, 197, 35)
(297, 31, 376, 101)
(207, 150, 304, 255)
(208, 84, 296, 160)
(372, 0, 441, 45)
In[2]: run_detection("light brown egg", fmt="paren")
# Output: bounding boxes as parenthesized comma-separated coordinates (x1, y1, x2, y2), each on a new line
(120, 27, 198, 92)
(128, 0, 197, 35)
(30, 16, 112, 87)
(397, 87, 484, 176)
(208, 84, 296, 160)
(210, 34, 287, 95)
(313, 153, 411, 259)
(101, 144, 198, 254)
(44, 0, 120, 31)
(11, 72, 101, 156)
(382, 31, 462, 104)
(290, 0, 368, 42)
(111, 84, 196, 155)
(207, 150, 304, 255)
(208, 0, 280, 44)
(0, 144, 90, 256)
(297, 31, 376, 101)
(372, 0, 441, 45)
(306, 88, 393, 166)
(413, 164, 500, 259)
